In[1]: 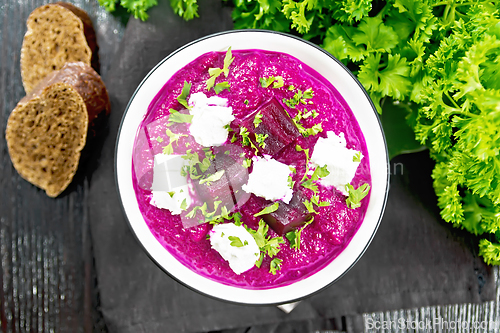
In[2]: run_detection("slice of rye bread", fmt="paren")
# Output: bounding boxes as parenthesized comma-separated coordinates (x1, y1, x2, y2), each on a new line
(6, 62, 110, 198)
(20, 2, 99, 94)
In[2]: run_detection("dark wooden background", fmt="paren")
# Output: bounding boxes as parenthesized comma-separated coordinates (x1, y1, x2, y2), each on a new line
(2, 1, 500, 333)
(0, 1, 124, 331)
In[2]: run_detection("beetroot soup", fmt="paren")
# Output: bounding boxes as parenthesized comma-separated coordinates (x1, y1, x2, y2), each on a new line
(131, 48, 371, 289)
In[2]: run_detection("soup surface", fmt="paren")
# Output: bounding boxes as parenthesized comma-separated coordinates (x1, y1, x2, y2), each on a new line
(131, 49, 371, 289)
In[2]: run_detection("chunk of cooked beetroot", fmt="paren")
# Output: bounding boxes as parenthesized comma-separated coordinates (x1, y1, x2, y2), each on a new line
(192, 146, 250, 213)
(262, 189, 312, 236)
(240, 98, 300, 156)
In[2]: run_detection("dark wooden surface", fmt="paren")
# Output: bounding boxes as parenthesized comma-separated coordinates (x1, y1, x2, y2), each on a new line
(0, 1, 124, 331)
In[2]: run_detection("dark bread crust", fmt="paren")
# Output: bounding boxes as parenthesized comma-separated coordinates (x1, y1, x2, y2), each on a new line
(20, 2, 98, 94)
(6, 62, 110, 197)
(29, 62, 111, 138)
(55, 2, 99, 72)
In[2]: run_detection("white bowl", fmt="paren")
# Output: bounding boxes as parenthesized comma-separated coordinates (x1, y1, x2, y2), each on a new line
(115, 30, 389, 305)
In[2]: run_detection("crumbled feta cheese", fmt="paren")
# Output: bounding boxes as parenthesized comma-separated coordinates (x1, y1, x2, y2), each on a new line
(150, 186, 190, 215)
(150, 153, 192, 214)
(188, 92, 235, 147)
(310, 131, 363, 195)
(210, 223, 260, 275)
(242, 155, 293, 203)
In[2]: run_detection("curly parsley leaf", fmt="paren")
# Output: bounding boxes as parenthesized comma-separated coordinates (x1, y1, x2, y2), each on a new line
(99, 0, 158, 21)
(254, 202, 279, 217)
(228, 236, 248, 247)
(169, 0, 199, 21)
(346, 183, 371, 209)
(285, 216, 314, 250)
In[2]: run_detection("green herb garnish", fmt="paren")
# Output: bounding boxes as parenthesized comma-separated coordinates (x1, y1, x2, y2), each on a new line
(255, 133, 268, 148)
(269, 258, 282, 275)
(214, 81, 230, 94)
(285, 216, 314, 251)
(199, 170, 225, 186)
(167, 109, 193, 125)
(260, 76, 284, 88)
(206, 47, 234, 91)
(253, 112, 263, 128)
(177, 81, 192, 109)
(254, 202, 279, 217)
(162, 129, 188, 155)
(346, 183, 371, 209)
(247, 219, 285, 271)
(228, 236, 248, 247)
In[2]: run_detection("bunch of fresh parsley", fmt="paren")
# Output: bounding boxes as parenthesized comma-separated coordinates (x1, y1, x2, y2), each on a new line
(98, 0, 500, 265)
(223, 0, 500, 266)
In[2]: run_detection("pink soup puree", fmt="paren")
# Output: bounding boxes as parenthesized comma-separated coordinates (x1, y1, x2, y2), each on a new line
(131, 49, 371, 289)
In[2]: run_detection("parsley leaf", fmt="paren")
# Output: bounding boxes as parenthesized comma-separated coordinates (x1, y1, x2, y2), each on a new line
(285, 216, 314, 250)
(177, 81, 192, 109)
(254, 202, 279, 217)
(346, 183, 371, 209)
(247, 219, 285, 273)
(199, 170, 225, 186)
(228, 236, 248, 247)
(168, 109, 193, 125)
(162, 129, 187, 155)
(206, 48, 234, 91)
(214, 81, 230, 94)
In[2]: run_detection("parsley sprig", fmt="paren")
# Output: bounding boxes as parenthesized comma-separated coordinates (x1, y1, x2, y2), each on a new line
(285, 216, 314, 251)
(346, 183, 371, 209)
(246, 219, 285, 275)
(206, 47, 234, 92)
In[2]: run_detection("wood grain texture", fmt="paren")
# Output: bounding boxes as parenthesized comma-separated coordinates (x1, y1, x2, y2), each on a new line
(0, 1, 124, 332)
(2, 1, 500, 333)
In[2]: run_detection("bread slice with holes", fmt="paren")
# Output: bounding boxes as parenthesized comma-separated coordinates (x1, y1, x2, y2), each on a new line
(6, 62, 110, 197)
(20, 2, 99, 94)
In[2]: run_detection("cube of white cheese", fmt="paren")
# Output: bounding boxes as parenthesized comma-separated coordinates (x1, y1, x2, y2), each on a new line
(242, 155, 293, 203)
(188, 92, 235, 147)
(150, 153, 192, 214)
(310, 131, 363, 195)
(210, 223, 260, 275)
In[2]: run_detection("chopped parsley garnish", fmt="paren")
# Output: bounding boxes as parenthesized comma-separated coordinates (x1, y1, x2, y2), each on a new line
(199, 170, 225, 186)
(311, 165, 330, 181)
(283, 87, 314, 109)
(285, 216, 314, 251)
(304, 194, 331, 214)
(269, 258, 282, 275)
(353, 151, 362, 162)
(177, 81, 192, 109)
(242, 158, 252, 168)
(206, 47, 234, 91)
(254, 202, 279, 217)
(244, 99, 249, 105)
(255, 133, 268, 148)
(228, 236, 248, 247)
(162, 129, 188, 155)
(290, 108, 323, 137)
(260, 76, 284, 89)
(239, 127, 259, 154)
(214, 81, 230, 94)
(156, 136, 163, 143)
(253, 112, 263, 127)
(167, 109, 193, 125)
(246, 219, 285, 273)
(295, 144, 310, 182)
(186, 201, 226, 223)
(181, 149, 211, 179)
(346, 183, 371, 209)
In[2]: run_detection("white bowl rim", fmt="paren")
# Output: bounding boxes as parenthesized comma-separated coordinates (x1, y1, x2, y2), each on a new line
(115, 29, 390, 306)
